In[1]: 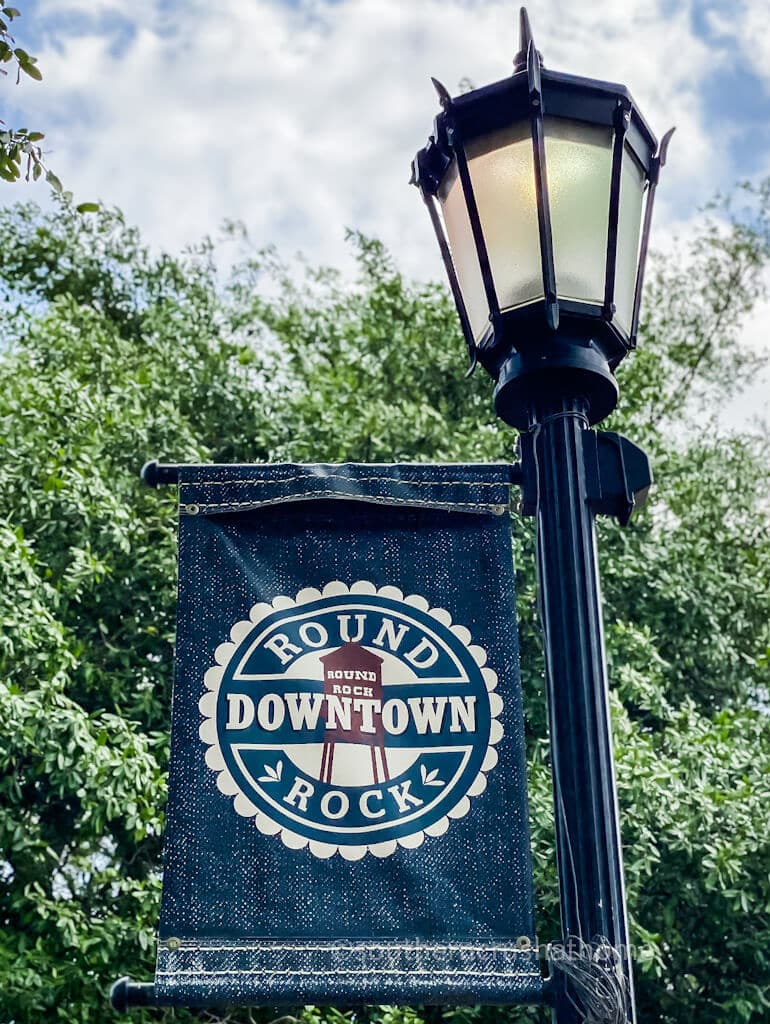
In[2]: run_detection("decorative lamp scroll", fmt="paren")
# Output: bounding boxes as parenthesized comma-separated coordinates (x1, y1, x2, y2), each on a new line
(629, 125, 676, 346)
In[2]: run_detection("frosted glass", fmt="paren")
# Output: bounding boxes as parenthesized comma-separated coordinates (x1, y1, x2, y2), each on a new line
(438, 117, 619, 344)
(439, 161, 491, 343)
(464, 123, 542, 330)
(545, 119, 613, 305)
(614, 144, 646, 334)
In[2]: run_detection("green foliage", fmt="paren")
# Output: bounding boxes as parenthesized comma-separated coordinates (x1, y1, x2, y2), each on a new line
(0, 2, 49, 185)
(0, 191, 769, 1024)
(0, 2, 95, 209)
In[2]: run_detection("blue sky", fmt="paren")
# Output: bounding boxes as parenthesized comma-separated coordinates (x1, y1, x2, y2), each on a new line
(3, 0, 770, 425)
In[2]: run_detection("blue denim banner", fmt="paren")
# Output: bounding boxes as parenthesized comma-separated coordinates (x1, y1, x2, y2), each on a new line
(156, 463, 542, 1007)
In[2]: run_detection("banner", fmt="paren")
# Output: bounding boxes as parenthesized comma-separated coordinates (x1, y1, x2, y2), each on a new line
(156, 463, 542, 1006)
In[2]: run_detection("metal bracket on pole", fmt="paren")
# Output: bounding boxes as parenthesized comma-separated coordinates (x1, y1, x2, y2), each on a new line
(583, 431, 652, 526)
(519, 429, 651, 525)
(140, 460, 182, 487)
(110, 978, 158, 1012)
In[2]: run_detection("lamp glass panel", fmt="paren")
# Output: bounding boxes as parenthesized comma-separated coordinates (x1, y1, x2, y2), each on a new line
(463, 122, 542, 331)
(439, 161, 491, 343)
(544, 118, 613, 305)
(437, 115, 621, 341)
(614, 143, 646, 333)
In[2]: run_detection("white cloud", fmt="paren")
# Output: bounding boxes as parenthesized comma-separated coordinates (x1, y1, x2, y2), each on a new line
(706, 0, 770, 91)
(5, 0, 770, 428)
(11, 1, 719, 266)
(36, 0, 127, 13)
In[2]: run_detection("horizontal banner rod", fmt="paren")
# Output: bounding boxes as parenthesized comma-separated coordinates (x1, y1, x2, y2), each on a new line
(140, 459, 525, 489)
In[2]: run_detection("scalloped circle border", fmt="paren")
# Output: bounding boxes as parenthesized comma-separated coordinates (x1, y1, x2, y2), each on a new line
(199, 580, 504, 859)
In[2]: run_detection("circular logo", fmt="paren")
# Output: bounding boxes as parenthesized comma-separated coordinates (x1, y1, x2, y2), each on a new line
(199, 581, 503, 860)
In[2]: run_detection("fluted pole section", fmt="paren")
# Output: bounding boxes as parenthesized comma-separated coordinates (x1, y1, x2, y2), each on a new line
(530, 396, 635, 1024)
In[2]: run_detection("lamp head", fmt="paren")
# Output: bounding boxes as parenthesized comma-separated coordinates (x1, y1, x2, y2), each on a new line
(412, 7, 673, 428)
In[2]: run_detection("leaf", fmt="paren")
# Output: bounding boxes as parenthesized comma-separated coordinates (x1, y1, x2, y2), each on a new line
(76, 202, 100, 214)
(257, 759, 283, 783)
(420, 764, 444, 787)
(20, 61, 42, 81)
(27, 131, 44, 142)
(45, 170, 62, 192)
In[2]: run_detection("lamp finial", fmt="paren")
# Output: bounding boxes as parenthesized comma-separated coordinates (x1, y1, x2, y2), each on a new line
(513, 7, 542, 73)
(431, 76, 452, 109)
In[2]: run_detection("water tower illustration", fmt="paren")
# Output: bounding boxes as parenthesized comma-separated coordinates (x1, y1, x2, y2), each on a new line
(319, 642, 389, 786)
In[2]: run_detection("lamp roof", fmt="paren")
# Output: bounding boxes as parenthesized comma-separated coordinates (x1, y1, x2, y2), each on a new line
(413, 7, 658, 197)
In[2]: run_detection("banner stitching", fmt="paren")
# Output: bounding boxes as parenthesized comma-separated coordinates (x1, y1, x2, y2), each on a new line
(181, 493, 504, 514)
(187, 476, 507, 488)
(156, 969, 541, 979)
(163, 943, 535, 954)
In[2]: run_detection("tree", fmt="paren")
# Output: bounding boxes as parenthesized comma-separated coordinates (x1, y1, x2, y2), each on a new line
(0, 3, 95, 207)
(0, 189, 768, 1024)
(0, 3, 52, 186)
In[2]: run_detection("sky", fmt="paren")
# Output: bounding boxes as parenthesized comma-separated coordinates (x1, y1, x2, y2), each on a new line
(4, 0, 770, 429)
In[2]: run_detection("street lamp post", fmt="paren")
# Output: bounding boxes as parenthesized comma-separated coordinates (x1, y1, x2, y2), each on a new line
(412, 9, 672, 1024)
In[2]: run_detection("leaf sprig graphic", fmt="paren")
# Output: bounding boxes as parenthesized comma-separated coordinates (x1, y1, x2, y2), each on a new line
(421, 765, 444, 787)
(258, 760, 284, 783)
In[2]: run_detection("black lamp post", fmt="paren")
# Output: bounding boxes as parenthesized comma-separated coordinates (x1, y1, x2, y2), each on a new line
(413, 9, 672, 1024)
